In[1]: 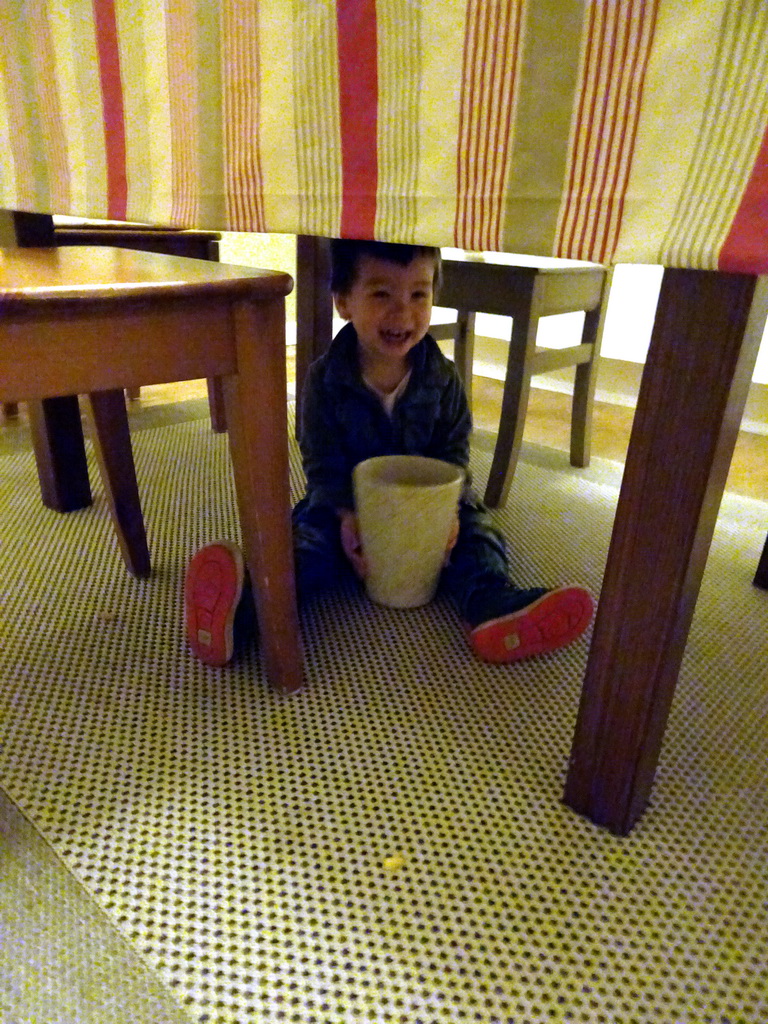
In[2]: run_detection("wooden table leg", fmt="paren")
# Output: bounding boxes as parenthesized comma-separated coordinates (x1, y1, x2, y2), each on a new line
(205, 377, 227, 432)
(564, 269, 768, 835)
(754, 532, 768, 589)
(224, 296, 303, 694)
(28, 396, 92, 512)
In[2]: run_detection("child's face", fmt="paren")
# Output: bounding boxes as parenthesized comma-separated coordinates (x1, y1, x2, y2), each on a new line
(335, 254, 435, 368)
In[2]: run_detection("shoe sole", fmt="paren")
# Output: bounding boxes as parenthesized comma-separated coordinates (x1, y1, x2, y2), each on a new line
(468, 586, 594, 664)
(184, 541, 244, 666)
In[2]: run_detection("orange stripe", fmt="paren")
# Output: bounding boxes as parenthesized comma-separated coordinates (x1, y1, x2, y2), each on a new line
(222, 0, 264, 231)
(558, 0, 658, 262)
(337, 0, 378, 239)
(166, 0, 199, 225)
(92, 0, 127, 219)
(575, 3, 621, 257)
(486, 7, 521, 247)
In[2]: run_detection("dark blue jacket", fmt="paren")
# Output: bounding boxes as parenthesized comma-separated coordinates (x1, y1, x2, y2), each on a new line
(298, 322, 474, 511)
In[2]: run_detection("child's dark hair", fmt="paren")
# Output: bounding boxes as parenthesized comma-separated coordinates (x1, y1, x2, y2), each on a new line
(330, 239, 441, 295)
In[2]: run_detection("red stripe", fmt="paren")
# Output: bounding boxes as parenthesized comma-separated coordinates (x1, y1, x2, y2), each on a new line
(719, 120, 768, 273)
(92, 0, 127, 220)
(337, 0, 378, 239)
(472, 5, 493, 248)
(456, 1, 521, 250)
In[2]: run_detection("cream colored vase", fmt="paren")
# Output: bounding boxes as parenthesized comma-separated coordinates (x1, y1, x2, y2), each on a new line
(353, 455, 465, 608)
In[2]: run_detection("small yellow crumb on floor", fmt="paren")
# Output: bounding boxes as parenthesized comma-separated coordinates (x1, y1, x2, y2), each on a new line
(382, 853, 406, 873)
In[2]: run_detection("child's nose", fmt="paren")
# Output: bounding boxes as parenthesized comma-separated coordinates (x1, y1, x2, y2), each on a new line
(386, 297, 409, 322)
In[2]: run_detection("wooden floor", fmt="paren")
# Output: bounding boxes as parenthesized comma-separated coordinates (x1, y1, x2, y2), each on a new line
(2, 367, 766, 502)
(471, 375, 768, 502)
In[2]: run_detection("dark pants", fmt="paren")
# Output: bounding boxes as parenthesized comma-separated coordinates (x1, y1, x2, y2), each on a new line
(292, 497, 510, 620)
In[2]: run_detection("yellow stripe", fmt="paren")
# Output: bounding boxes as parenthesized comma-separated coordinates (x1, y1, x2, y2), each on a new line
(29, 1, 70, 211)
(293, 0, 342, 237)
(614, 0, 731, 265)
(0, 4, 47, 210)
(415, 1, 465, 245)
(376, 0, 421, 243)
(0, 42, 18, 208)
(137, 0, 173, 224)
(65, 0, 108, 219)
(257, 0, 299, 232)
(501, 0, 586, 255)
(47, 1, 88, 213)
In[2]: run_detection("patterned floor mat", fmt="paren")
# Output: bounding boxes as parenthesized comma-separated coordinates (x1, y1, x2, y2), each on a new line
(1, 414, 766, 1023)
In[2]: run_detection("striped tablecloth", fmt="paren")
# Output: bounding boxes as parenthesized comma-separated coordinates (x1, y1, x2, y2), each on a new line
(1, 0, 767, 272)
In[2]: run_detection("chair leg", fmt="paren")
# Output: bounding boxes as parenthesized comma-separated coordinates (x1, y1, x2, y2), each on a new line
(571, 268, 610, 467)
(453, 310, 476, 409)
(28, 397, 92, 511)
(83, 390, 150, 578)
(206, 376, 227, 432)
(295, 235, 333, 427)
(754, 532, 768, 589)
(484, 304, 539, 508)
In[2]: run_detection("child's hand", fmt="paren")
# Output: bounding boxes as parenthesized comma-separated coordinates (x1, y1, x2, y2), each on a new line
(338, 510, 368, 579)
(444, 514, 460, 565)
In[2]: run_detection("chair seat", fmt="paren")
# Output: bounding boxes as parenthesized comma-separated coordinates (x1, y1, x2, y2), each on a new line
(434, 258, 611, 507)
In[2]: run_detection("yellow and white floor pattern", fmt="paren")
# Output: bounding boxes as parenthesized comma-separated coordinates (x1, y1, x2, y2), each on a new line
(1, 408, 767, 1024)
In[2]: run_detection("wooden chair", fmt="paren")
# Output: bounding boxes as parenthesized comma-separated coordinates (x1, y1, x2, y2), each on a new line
(3, 212, 226, 516)
(0, 245, 301, 693)
(52, 222, 226, 430)
(432, 258, 610, 508)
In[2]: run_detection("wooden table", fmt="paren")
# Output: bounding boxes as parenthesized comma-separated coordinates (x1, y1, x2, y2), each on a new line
(2, 0, 767, 832)
(0, 246, 303, 696)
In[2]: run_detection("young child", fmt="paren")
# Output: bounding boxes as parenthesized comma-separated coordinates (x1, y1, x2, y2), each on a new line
(185, 240, 593, 667)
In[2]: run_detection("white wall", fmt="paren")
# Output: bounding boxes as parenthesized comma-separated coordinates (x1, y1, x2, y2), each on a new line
(598, 264, 768, 384)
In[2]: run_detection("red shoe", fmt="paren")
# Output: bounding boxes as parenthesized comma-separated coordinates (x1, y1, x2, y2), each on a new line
(184, 541, 244, 666)
(468, 586, 594, 664)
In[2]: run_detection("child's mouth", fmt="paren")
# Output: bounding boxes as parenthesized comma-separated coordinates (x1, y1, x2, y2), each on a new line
(381, 330, 411, 347)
